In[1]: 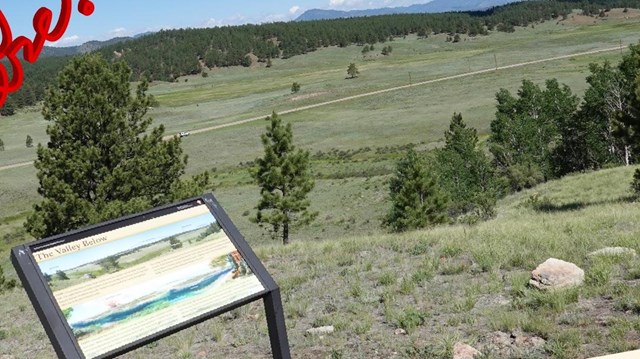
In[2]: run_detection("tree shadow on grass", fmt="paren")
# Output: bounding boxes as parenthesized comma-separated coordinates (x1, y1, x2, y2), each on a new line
(533, 195, 637, 213)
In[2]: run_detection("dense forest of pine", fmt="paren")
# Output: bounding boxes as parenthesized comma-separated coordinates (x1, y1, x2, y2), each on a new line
(3, 0, 640, 114)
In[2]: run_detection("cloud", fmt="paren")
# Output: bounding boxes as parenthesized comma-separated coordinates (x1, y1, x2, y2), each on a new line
(204, 18, 223, 27)
(329, 0, 418, 9)
(202, 11, 302, 28)
(262, 13, 289, 23)
(50, 35, 81, 47)
(201, 14, 250, 28)
(110, 27, 131, 37)
(328, 0, 365, 9)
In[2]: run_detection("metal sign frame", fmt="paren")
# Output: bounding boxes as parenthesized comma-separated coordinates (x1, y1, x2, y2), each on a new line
(11, 193, 290, 359)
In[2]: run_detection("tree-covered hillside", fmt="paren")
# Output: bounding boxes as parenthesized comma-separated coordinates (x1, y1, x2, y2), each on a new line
(4, 0, 640, 113)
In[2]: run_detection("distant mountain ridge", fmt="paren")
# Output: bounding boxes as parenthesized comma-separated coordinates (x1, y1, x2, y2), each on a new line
(39, 32, 153, 58)
(296, 0, 521, 21)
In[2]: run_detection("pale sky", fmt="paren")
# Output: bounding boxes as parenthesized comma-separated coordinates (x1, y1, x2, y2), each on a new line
(1, 0, 425, 47)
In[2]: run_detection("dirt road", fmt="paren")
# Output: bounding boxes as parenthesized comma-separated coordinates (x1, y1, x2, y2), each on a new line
(0, 45, 624, 172)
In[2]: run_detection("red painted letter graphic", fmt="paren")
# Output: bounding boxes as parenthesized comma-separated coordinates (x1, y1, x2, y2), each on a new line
(0, 1, 95, 109)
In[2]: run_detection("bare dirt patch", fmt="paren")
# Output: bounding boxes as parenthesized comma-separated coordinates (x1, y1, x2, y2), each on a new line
(605, 8, 640, 20)
(563, 14, 602, 25)
(246, 53, 260, 68)
(562, 8, 640, 25)
(290, 92, 328, 102)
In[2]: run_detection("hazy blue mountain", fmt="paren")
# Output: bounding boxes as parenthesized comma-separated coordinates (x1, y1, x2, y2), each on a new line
(296, 0, 521, 21)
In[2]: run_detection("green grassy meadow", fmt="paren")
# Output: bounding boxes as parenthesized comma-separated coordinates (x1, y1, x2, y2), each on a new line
(2, 10, 640, 358)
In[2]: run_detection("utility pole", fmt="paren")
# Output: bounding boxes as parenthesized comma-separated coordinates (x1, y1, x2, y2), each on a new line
(620, 39, 623, 54)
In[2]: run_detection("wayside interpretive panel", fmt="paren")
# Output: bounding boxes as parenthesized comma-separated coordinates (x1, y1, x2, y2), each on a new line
(12, 194, 290, 359)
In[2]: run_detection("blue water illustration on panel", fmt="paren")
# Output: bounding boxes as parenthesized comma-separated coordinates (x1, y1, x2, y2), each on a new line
(71, 267, 233, 331)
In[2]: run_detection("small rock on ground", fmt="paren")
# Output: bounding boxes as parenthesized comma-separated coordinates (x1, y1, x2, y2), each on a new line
(305, 325, 334, 336)
(488, 331, 546, 357)
(453, 342, 481, 359)
(530, 258, 584, 290)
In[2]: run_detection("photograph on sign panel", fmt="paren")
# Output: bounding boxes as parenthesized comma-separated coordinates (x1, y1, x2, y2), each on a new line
(38, 217, 226, 290)
(33, 205, 265, 358)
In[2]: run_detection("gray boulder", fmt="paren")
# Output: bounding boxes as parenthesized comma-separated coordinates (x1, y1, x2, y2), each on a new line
(530, 258, 584, 290)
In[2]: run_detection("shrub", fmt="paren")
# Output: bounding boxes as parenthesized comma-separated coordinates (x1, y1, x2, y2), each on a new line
(396, 308, 428, 333)
(291, 82, 301, 93)
(0, 266, 17, 293)
(630, 169, 640, 197)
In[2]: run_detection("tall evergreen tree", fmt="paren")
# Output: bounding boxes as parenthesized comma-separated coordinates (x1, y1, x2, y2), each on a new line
(253, 112, 316, 245)
(25, 54, 205, 238)
(384, 149, 448, 232)
(436, 113, 500, 218)
(0, 138, 4, 151)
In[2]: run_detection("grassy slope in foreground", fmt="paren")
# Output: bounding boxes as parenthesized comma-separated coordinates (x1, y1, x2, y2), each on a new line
(2, 166, 640, 358)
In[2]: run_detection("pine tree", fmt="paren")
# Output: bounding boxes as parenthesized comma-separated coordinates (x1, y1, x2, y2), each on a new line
(25, 54, 206, 238)
(291, 82, 301, 94)
(26, 135, 33, 148)
(0, 138, 4, 151)
(384, 149, 448, 232)
(0, 100, 15, 116)
(253, 112, 316, 245)
(436, 113, 500, 219)
(347, 63, 360, 79)
(444, 113, 478, 155)
(55, 270, 69, 280)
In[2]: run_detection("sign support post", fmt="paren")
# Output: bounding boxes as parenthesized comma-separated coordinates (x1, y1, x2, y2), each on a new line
(264, 288, 291, 359)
